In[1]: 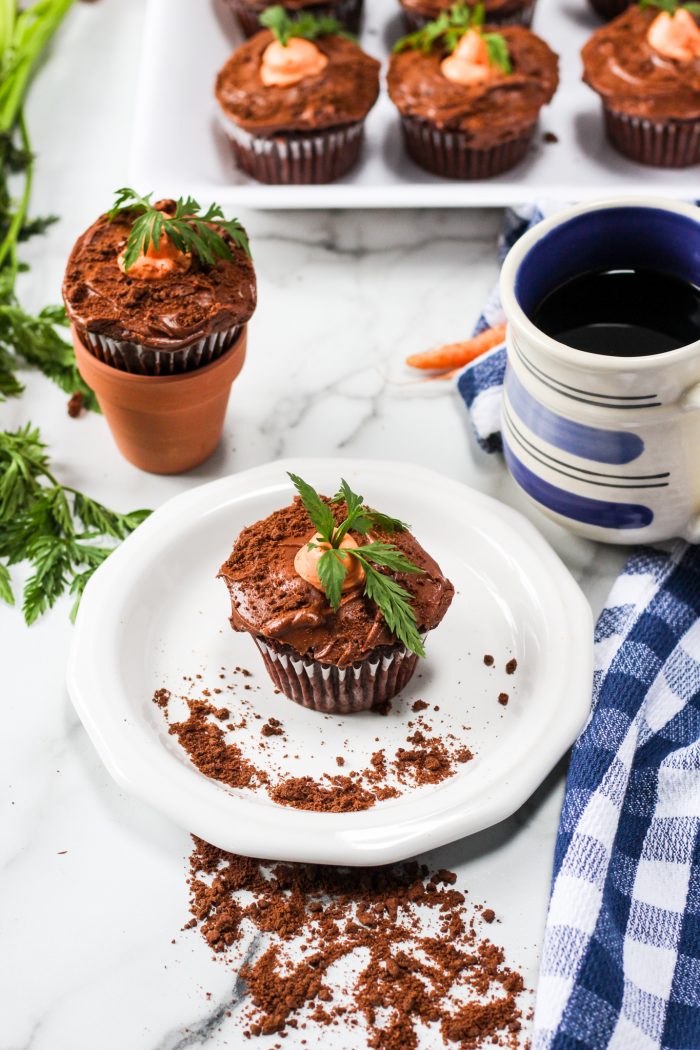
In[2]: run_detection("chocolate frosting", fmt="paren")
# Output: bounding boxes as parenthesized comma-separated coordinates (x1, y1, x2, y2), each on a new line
(215, 32, 380, 134)
(387, 26, 558, 137)
(401, 0, 533, 20)
(239, 0, 341, 7)
(582, 5, 700, 120)
(218, 497, 455, 667)
(62, 200, 257, 351)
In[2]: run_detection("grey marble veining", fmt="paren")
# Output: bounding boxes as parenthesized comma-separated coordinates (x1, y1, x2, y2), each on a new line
(0, 2, 625, 1048)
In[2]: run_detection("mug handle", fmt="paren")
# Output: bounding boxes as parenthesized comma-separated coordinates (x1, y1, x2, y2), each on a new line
(681, 382, 700, 543)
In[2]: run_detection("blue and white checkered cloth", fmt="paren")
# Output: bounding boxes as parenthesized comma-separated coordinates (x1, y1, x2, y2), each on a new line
(457, 206, 700, 1050)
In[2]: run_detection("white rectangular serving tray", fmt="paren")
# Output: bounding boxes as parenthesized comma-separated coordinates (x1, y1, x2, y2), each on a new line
(130, 0, 700, 209)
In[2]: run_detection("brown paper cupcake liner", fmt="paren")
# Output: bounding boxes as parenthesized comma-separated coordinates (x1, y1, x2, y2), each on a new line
(400, 0, 534, 31)
(603, 106, 700, 168)
(400, 115, 535, 179)
(78, 325, 241, 376)
(254, 637, 421, 713)
(224, 117, 365, 184)
(587, 0, 631, 20)
(225, 0, 363, 36)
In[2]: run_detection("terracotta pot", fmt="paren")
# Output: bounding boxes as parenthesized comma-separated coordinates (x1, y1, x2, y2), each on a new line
(73, 326, 247, 475)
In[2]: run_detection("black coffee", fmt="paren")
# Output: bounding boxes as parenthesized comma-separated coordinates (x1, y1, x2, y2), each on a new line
(532, 268, 700, 357)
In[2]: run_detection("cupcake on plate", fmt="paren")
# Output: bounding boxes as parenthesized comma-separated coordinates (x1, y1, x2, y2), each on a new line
(63, 190, 256, 474)
(224, 0, 363, 38)
(218, 473, 455, 713)
(215, 5, 380, 184)
(582, 0, 700, 166)
(388, 3, 558, 178)
(399, 0, 535, 33)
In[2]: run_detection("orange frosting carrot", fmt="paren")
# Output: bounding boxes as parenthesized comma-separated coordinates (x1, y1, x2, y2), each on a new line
(647, 8, 700, 62)
(294, 533, 365, 593)
(441, 30, 499, 86)
(117, 230, 191, 280)
(260, 37, 328, 87)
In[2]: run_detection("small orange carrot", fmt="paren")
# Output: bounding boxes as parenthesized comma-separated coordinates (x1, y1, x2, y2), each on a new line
(405, 322, 506, 372)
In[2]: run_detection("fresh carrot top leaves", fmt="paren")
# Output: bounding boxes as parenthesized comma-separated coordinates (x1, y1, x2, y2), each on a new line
(288, 473, 426, 657)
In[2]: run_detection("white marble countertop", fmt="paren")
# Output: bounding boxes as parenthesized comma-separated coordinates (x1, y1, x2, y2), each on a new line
(0, 2, 627, 1047)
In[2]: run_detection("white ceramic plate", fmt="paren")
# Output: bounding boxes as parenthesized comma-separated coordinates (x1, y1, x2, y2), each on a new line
(130, 0, 700, 209)
(67, 459, 592, 865)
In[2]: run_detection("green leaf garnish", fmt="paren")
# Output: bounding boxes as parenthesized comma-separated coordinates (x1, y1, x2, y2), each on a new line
(484, 31, 512, 74)
(317, 547, 348, 610)
(359, 562, 426, 660)
(0, 0, 97, 411)
(639, 0, 700, 12)
(259, 5, 352, 46)
(288, 473, 426, 657)
(107, 188, 251, 274)
(0, 424, 150, 624)
(288, 472, 336, 541)
(393, 1, 512, 74)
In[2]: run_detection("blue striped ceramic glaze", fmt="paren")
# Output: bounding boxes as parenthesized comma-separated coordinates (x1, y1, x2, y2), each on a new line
(505, 368, 645, 465)
(503, 441, 654, 530)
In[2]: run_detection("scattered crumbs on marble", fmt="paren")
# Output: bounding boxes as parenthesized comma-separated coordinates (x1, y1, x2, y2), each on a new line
(498, 692, 509, 707)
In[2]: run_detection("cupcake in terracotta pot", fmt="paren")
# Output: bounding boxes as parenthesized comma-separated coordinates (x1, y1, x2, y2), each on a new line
(215, 5, 380, 184)
(388, 3, 558, 178)
(218, 474, 455, 713)
(582, 0, 700, 166)
(399, 0, 536, 32)
(224, 0, 364, 38)
(63, 190, 256, 474)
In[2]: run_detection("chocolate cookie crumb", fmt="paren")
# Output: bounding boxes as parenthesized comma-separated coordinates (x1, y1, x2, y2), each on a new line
(482, 908, 496, 923)
(67, 391, 84, 418)
(411, 700, 429, 712)
(261, 717, 284, 738)
(543, 130, 559, 143)
(498, 693, 509, 706)
(152, 688, 171, 709)
(505, 659, 517, 675)
(483, 654, 494, 667)
(186, 839, 527, 1047)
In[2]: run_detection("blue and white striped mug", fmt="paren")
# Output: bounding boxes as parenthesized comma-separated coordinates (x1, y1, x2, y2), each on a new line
(499, 198, 700, 545)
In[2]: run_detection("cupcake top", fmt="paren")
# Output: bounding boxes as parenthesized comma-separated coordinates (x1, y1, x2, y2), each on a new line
(388, 5, 558, 135)
(582, 2, 700, 120)
(215, 8, 380, 134)
(63, 192, 256, 351)
(401, 0, 533, 21)
(218, 475, 454, 667)
(237, 0, 342, 7)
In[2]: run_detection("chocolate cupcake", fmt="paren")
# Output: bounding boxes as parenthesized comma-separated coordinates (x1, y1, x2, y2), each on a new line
(215, 7, 380, 184)
(218, 475, 454, 713)
(63, 195, 256, 375)
(582, 2, 700, 166)
(224, 0, 363, 38)
(399, 0, 535, 32)
(388, 5, 558, 178)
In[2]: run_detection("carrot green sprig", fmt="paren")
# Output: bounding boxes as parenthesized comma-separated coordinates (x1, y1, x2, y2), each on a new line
(107, 188, 251, 273)
(393, 2, 512, 74)
(289, 473, 426, 657)
(259, 4, 352, 45)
